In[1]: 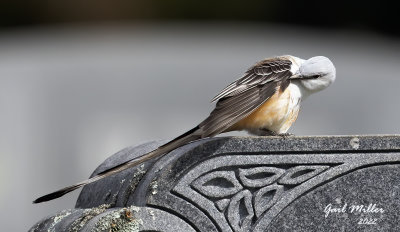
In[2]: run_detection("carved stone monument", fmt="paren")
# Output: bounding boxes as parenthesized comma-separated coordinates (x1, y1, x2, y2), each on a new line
(30, 135, 400, 231)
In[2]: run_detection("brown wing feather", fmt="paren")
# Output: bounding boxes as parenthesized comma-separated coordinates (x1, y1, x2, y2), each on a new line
(33, 56, 294, 203)
(200, 57, 293, 137)
(211, 58, 292, 102)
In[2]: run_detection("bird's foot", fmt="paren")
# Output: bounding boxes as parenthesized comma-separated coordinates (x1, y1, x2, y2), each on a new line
(258, 128, 294, 138)
(257, 128, 278, 136)
(277, 133, 294, 138)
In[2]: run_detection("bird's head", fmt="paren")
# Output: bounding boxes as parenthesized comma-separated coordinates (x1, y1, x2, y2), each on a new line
(298, 56, 336, 94)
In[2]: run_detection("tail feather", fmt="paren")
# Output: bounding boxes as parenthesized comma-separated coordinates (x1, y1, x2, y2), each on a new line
(33, 126, 202, 203)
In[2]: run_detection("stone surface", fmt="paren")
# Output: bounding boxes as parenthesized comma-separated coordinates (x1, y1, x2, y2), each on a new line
(268, 164, 400, 232)
(30, 135, 400, 231)
(29, 205, 195, 232)
(75, 141, 166, 208)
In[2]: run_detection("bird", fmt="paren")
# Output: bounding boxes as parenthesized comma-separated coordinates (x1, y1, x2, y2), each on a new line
(33, 55, 336, 203)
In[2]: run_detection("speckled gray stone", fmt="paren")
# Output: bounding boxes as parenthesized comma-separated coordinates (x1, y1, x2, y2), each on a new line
(29, 205, 195, 232)
(267, 164, 400, 232)
(30, 135, 400, 231)
(75, 141, 166, 208)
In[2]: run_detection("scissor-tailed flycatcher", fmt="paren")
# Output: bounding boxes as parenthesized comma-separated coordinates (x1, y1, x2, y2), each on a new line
(34, 55, 336, 203)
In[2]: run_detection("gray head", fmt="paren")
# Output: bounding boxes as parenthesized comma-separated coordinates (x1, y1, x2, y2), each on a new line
(299, 56, 336, 94)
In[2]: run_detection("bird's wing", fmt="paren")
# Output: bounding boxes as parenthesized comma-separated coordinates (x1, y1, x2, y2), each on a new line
(211, 58, 293, 102)
(32, 56, 294, 204)
(200, 57, 293, 136)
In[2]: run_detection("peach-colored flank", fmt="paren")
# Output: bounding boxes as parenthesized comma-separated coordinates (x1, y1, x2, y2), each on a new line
(229, 86, 299, 134)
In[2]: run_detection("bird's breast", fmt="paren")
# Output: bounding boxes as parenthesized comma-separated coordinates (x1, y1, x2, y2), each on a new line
(232, 83, 302, 134)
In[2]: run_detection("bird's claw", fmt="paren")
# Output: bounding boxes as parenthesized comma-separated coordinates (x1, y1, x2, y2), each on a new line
(258, 129, 294, 138)
(277, 133, 294, 139)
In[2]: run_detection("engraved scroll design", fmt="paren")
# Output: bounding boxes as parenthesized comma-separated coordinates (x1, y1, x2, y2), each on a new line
(190, 165, 330, 232)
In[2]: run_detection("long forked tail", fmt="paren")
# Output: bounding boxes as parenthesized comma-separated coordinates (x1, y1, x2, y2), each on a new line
(33, 126, 202, 204)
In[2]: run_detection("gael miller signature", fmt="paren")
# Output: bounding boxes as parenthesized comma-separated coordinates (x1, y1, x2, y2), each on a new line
(324, 203, 385, 225)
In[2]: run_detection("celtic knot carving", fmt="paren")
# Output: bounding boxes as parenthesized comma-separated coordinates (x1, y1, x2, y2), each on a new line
(188, 165, 330, 231)
(31, 136, 400, 232)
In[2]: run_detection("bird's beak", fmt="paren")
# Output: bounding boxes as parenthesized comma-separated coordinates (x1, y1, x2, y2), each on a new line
(290, 74, 303, 80)
(290, 74, 320, 80)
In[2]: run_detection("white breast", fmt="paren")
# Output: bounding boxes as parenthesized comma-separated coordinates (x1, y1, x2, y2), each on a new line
(274, 83, 302, 133)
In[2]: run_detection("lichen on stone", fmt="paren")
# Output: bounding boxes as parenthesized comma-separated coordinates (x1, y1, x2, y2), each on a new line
(150, 180, 158, 195)
(128, 164, 146, 192)
(39, 209, 72, 232)
(149, 209, 156, 221)
(68, 204, 110, 232)
(122, 164, 147, 205)
(91, 206, 143, 232)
